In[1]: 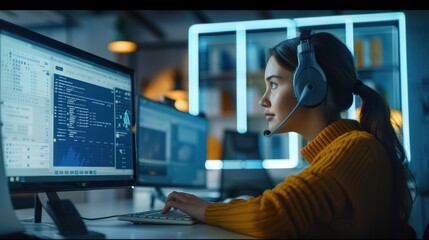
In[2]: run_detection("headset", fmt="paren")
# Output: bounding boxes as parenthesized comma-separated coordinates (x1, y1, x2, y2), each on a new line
(264, 30, 327, 137)
(293, 29, 327, 107)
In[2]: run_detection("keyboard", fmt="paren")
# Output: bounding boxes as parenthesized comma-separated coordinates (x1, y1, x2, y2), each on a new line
(117, 209, 199, 225)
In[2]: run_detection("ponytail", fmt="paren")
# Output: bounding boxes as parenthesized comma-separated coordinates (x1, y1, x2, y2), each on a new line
(355, 80, 415, 226)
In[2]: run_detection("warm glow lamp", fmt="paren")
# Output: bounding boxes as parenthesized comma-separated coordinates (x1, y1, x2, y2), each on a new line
(108, 13, 138, 54)
(164, 89, 189, 112)
(108, 40, 137, 54)
(142, 68, 189, 112)
(167, 68, 189, 112)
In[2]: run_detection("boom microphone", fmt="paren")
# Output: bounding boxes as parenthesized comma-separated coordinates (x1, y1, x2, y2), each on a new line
(263, 84, 313, 137)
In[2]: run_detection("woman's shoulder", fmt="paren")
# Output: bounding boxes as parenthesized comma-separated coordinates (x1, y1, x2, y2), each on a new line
(302, 119, 387, 166)
(335, 128, 382, 149)
(323, 129, 389, 168)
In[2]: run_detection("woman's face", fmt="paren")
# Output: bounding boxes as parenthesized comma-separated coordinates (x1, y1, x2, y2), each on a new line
(259, 56, 301, 134)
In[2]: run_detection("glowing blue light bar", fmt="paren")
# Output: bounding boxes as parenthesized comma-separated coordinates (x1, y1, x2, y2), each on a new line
(188, 29, 200, 116)
(205, 159, 293, 170)
(294, 12, 405, 26)
(345, 19, 357, 119)
(205, 160, 223, 170)
(294, 15, 347, 26)
(263, 159, 298, 169)
(348, 12, 406, 23)
(236, 27, 247, 133)
(397, 13, 411, 162)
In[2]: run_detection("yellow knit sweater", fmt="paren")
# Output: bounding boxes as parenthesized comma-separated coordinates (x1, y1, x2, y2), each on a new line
(205, 119, 394, 238)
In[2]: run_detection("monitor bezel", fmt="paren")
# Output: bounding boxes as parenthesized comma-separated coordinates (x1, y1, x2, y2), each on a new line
(135, 96, 208, 189)
(0, 19, 137, 193)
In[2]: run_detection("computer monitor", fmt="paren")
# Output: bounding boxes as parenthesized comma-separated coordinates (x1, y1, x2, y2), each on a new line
(136, 96, 208, 197)
(222, 129, 261, 160)
(219, 129, 274, 201)
(0, 19, 135, 236)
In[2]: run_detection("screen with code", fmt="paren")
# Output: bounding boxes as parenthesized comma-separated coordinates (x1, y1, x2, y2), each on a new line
(0, 19, 135, 193)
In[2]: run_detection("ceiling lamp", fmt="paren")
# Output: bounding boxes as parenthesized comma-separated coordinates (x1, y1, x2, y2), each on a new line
(108, 13, 137, 54)
(108, 40, 137, 54)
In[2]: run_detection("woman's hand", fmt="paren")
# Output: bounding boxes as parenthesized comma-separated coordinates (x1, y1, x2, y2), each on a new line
(161, 191, 210, 222)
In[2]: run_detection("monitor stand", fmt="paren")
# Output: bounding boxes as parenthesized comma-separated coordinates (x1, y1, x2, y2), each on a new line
(34, 192, 105, 239)
(150, 187, 166, 209)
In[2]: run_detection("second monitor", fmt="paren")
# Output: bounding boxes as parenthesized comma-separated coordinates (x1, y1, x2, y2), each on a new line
(136, 97, 208, 193)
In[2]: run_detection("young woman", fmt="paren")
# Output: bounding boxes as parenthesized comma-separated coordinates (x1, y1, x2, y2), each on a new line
(161, 31, 416, 238)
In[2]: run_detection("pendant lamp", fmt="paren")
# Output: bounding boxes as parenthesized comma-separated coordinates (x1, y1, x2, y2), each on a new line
(108, 12, 137, 54)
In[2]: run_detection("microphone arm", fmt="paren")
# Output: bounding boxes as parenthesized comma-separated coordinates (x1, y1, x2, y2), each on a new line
(264, 84, 313, 137)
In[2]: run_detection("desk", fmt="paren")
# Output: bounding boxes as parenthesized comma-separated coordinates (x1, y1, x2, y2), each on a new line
(15, 198, 254, 239)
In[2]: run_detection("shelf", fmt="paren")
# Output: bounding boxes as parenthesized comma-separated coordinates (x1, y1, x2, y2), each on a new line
(200, 70, 235, 80)
(206, 113, 265, 121)
(206, 112, 236, 120)
(199, 70, 264, 81)
(357, 65, 399, 73)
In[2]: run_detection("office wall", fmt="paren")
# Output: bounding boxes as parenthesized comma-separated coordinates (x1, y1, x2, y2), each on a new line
(134, 47, 188, 94)
(35, 14, 118, 63)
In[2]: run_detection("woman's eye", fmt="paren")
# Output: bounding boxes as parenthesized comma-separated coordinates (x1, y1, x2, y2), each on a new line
(270, 82, 278, 89)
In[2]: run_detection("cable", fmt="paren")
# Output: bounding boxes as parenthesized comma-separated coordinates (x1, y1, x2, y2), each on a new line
(81, 215, 120, 220)
(20, 214, 119, 223)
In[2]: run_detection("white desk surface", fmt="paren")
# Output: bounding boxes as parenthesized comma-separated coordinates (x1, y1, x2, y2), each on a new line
(15, 198, 255, 239)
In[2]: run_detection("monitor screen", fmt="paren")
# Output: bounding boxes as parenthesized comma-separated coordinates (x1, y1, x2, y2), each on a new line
(136, 96, 208, 188)
(219, 129, 274, 200)
(0, 19, 136, 193)
(222, 129, 261, 161)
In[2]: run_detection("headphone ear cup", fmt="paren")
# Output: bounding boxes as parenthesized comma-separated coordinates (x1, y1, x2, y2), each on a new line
(293, 33, 327, 108)
(293, 65, 327, 107)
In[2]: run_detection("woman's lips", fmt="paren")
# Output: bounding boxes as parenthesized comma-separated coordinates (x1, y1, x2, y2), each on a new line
(265, 113, 274, 121)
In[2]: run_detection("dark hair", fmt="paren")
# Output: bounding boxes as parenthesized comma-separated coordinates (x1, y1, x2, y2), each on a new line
(270, 32, 416, 229)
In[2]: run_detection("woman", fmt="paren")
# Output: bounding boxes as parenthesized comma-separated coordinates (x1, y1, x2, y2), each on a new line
(162, 31, 416, 238)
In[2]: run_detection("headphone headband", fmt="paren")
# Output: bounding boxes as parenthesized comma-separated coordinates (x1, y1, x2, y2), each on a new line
(299, 29, 314, 41)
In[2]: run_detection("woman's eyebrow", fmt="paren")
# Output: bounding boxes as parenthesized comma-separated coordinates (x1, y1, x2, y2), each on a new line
(265, 75, 284, 81)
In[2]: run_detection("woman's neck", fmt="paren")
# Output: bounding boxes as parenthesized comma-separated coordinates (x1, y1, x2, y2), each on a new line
(300, 112, 341, 142)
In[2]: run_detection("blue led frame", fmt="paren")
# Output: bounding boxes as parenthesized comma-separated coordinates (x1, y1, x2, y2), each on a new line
(189, 12, 410, 169)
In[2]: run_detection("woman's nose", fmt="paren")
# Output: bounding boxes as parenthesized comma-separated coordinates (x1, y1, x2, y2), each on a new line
(259, 94, 269, 107)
